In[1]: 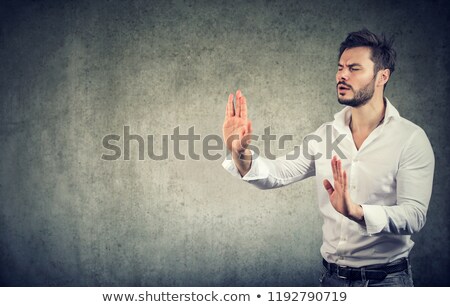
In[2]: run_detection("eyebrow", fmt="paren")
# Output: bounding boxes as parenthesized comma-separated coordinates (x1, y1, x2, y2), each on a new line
(338, 63, 363, 67)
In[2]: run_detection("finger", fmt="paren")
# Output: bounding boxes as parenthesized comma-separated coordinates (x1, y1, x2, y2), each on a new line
(227, 93, 234, 117)
(239, 126, 246, 150)
(337, 159, 342, 183)
(241, 95, 248, 120)
(343, 170, 348, 191)
(323, 179, 334, 196)
(236, 94, 242, 118)
(247, 120, 253, 135)
(331, 156, 338, 181)
(244, 121, 253, 146)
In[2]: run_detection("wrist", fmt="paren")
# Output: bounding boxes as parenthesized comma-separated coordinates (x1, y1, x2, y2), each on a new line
(350, 203, 364, 223)
(232, 149, 252, 177)
(233, 149, 252, 160)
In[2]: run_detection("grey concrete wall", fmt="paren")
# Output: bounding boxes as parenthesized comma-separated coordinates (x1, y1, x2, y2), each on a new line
(1, 0, 449, 286)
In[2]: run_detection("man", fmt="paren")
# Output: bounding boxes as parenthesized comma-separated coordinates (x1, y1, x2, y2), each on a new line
(221, 29, 435, 287)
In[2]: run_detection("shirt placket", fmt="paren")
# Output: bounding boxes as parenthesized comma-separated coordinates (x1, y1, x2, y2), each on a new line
(335, 143, 357, 263)
(336, 124, 367, 263)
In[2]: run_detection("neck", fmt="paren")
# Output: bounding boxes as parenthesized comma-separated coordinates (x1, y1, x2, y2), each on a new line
(350, 92, 386, 133)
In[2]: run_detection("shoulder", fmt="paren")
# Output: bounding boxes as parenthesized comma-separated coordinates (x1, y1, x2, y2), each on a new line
(389, 116, 430, 143)
(385, 99, 429, 141)
(389, 117, 434, 162)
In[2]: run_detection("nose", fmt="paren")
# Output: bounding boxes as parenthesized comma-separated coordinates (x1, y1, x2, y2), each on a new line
(336, 69, 349, 82)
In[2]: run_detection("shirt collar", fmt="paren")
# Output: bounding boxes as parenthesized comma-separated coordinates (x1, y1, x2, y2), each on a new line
(333, 97, 400, 131)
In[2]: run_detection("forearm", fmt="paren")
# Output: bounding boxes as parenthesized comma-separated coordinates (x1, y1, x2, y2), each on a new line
(361, 202, 428, 235)
(223, 148, 315, 190)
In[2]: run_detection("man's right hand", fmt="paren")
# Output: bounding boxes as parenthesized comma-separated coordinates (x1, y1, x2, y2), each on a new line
(222, 90, 253, 176)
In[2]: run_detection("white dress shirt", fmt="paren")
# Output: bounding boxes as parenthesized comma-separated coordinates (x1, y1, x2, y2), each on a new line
(222, 98, 435, 267)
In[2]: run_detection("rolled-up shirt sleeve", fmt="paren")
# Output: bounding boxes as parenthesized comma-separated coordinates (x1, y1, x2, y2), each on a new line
(361, 128, 435, 235)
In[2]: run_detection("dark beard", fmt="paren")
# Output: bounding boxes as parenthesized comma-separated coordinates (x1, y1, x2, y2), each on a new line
(337, 76, 375, 107)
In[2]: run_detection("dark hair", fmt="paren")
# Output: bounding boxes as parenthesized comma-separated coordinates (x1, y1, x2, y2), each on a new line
(339, 28, 396, 76)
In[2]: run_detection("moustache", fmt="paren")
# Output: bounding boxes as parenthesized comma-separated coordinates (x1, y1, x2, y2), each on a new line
(337, 82, 352, 90)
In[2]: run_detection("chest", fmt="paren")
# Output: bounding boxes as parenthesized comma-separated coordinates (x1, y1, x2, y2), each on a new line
(352, 131, 370, 150)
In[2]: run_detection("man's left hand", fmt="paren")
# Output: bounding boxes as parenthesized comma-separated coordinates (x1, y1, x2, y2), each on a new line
(323, 156, 364, 223)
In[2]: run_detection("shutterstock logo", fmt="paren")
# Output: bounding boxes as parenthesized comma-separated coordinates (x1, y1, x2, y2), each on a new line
(101, 125, 347, 161)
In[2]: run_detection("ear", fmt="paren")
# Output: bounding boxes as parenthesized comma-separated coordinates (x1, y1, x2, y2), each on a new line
(377, 69, 391, 87)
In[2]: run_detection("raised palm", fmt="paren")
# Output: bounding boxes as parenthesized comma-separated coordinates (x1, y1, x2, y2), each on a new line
(223, 90, 253, 154)
(323, 156, 355, 218)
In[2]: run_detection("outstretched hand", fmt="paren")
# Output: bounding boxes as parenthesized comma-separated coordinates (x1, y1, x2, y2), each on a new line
(223, 90, 253, 155)
(323, 156, 364, 223)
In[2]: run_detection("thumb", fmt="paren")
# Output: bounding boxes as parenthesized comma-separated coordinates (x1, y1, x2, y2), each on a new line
(242, 120, 253, 146)
(247, 120, 253, 135)
(238, 126, 247, 151)
(323, 179, 334, 196)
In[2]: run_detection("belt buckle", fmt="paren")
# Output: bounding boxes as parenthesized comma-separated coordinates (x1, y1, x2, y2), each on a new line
(336, 266, 348, 279)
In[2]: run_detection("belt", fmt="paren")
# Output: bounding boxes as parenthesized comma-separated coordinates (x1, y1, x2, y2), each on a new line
(322, 258, 408, 281)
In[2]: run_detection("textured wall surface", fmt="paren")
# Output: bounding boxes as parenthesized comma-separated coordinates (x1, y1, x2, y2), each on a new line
(1, 0, 449, 286)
